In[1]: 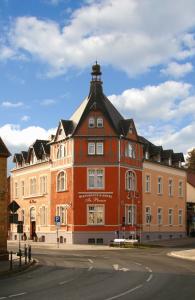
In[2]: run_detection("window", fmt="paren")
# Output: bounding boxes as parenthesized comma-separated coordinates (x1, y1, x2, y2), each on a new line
(30, 178, 36, 195)
(125, 143, 136, 158)
(178, 180, 183, 197)
(57, 171, 66, 192)
(145, 207, 152, 224)
(97, 118, 103, 128)
(157, 208, 163, 225)
(178, 209, 183, 225)
(88, 169, 104, 189)
(168, 179, 173, 197)
(168, 208, 173, 225)
(15, 182, 19, 198)
(56, 206, 67, 225)
(157, 177, 163, 194)
(88, 142, 104, 155)
(96, 142, 103, 155)
(88, 143, 95, 155)
(40, 206, 47, 226)
(21, 181, 25, 197)
(87, 205, 104, 225)
(88, 117, 95, 128)
(40, 176, 47, 194)
(145, 151, 149, 159)
(57, 144, 64, 159)
(126, 205, 136, 225)
(145, 175, 151, 192)
(126, 171, 136, 191)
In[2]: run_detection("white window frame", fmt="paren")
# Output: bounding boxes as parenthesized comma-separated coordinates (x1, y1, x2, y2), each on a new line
(126, 142, 136, 159)
(126, 170, 136, 191)
(168, 178, 173, 197)
(40, 176, 47, 194)
(157, 177, 163, 195)
(97, 117, 103, 128)
(145, 174, 151, 193)
(88, 117, 95, 128)
(56, 205, 67, 225)
(157, 208, 163, 225)
(15, 182, 19, 198)
(178, 180, 183, 197)
(57, 171, 67, 192)
(87, 168, 104, 189)
(88, 142, 95, 155)
(178, 209, 183, 225)
(168, 208, 173, 225)
(30, 177, 36, 195)
(96, 142, 104, 155)
(21, 180, 25, 197)
(125, 205, 136, 225)
(40, 206, 47, 226)
(57, 144, 64, 159)
(87, 204, 104, 225)
(145, 206, 152, 224)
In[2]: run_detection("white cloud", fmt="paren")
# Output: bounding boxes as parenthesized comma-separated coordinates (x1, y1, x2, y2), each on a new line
(2, 101, 23, 108)
(21, 115, 30, 122)
(0, 45, 15, 61)
(5, 0, 195, 76)
(109, 81, 192, 123)
(0, 124, 56, 149)
(40, 98, 56, 106)
(161, 62, 193, 78)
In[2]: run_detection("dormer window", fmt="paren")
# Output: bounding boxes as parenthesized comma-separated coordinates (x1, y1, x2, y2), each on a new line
(129, 126, 133, 134)
(97, 118, 103, 128)
(88, 117, 95, 128)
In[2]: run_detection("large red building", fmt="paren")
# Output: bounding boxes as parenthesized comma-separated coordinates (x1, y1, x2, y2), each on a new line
(10, 63, 186, 244)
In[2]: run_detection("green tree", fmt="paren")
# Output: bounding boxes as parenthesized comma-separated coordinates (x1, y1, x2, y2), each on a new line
(186, 148, 195, 171)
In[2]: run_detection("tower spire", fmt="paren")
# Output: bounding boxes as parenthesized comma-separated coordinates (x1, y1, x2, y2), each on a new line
(91, 61, 102, 82)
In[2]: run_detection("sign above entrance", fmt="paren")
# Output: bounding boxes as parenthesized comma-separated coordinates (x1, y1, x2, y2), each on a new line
(78, 192, 113, 199)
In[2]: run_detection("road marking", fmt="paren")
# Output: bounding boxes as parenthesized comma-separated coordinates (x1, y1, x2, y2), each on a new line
(59, 279, 74, 285)
(9, 293, 26, 298)
(145, 267, 152, 273)
(146, 274, 153, 282)
(88, 259, 94, 264)
(104, 284, 143, 300)
(0, 297, 7, 299)
(112, 264, 119, 271)
(135, 262, 142, 266)
(88, 266, 93, 271)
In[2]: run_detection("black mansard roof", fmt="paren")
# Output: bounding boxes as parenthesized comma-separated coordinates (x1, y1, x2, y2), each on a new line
(139, 135, 184, 164)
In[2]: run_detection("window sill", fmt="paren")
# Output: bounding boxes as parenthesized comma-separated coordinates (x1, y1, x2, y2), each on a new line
(57, 190, 68, 193)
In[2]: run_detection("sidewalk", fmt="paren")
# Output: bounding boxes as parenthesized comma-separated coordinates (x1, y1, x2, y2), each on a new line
(0, 253, 34, 278)
(8, 240, 118, 251)
(168, 249, 195, 261)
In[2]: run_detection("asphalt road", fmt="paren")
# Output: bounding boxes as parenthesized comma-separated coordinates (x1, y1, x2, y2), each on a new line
(1, 242, 195, 300)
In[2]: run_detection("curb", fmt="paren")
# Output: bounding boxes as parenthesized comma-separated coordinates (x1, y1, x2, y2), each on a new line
(167, 251, 195, 261)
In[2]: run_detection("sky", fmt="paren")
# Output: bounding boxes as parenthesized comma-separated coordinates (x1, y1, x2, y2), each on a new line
(1, 0, 195, 171)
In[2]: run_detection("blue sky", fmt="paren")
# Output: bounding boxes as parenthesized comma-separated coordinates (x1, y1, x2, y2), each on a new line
(1, 0, 195, 169)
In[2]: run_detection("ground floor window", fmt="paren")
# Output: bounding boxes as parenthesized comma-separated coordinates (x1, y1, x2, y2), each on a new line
(56, 205, 67, 225)
(40, 206, 47, 226)
(87, 205, 104, 225)
(125, 205, 136, 225)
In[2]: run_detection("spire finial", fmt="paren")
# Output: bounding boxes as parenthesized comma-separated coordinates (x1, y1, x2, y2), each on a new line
(91, 61, 102, 81)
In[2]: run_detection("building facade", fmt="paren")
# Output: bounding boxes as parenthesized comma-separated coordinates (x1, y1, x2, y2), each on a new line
(10, 64, 186, 244)
(0, 137, 10, 259)
(187, 172, 195, 236)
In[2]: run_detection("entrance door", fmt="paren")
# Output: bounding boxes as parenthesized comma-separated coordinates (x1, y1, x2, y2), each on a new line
(30, 221, 36, 240)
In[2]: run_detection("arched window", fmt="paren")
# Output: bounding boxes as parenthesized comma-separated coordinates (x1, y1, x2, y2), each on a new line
(126, 171, 136, 191)
(57, 171, 66, 192)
